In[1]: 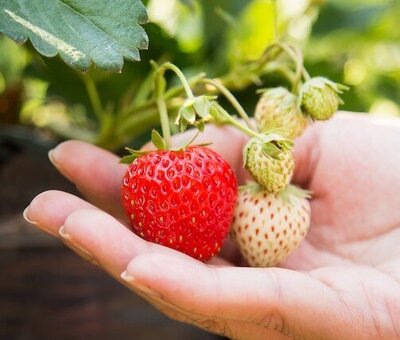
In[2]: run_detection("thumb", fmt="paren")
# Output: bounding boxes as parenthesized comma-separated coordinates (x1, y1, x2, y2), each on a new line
(123, 253, 341, 338)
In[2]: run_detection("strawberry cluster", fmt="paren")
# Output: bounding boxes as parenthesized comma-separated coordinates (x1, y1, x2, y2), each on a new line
(120, 44, 348, 266)
(230, 45, 348, 267)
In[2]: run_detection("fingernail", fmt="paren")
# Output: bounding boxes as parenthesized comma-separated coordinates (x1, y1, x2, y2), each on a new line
(121, 271, 134, 282)
(23, 206, 38, 225)
(23, 206, 59, 237)
(48, 149, 58, 167)
(121, 271, 160, 298)
(59, 226, 95, 261)
(59, 225, 71, 240)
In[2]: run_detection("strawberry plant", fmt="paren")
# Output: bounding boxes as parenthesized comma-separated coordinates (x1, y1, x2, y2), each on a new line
(120, 63, 238, 261)
(0, 1, 351, 265)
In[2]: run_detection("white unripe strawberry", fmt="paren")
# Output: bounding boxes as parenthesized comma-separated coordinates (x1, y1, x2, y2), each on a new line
(231, 183, 311, 267)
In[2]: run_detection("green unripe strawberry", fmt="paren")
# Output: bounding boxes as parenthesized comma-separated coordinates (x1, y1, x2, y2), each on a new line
(243, 134, 294, 193)
(300, 77, 348, 121)
(255, 87, 308, 139)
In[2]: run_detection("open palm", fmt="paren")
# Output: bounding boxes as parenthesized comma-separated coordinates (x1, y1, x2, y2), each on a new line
(25, 113, 400, 339)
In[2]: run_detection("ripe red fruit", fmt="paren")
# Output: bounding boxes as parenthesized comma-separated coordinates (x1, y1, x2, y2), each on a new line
(121, 146, 238, 261)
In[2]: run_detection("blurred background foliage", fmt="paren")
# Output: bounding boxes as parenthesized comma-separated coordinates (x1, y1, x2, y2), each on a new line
(0, 0, 399, 151)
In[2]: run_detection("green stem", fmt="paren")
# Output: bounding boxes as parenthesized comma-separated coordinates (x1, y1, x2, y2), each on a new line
(258, 43, 284, 67)
(275, 42, 303, 92)
(264, 62, 297, 84)
(201, 78, 255, 131)
(228, 116, 259, 138)
(214, 103, 259, 138)
(154, 71, 171, 149)
(159, 62, 195, 99)
(81, 75, 104, 122)
(118, 73, 205, 120)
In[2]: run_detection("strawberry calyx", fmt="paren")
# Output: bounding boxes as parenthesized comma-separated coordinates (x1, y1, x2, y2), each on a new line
(299, 76, 349, 106)
(175, 95, 218, 132)
(238, 181, 263, 194)
(120, 128, 212, 164)
(239, 181, 312, 206)
(279, 184, 312, 205)
(243, 132, 293, 167)
(121, 62, 219, 165)
(120, 129, 166, 164)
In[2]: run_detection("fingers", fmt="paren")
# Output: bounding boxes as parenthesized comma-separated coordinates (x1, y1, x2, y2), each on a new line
(24, 190, 96, 236)
(25, 189, 228, 272)
(59, 209, 198, 277)
(122, 253, 342, 338)
(49, 140, 127, 218)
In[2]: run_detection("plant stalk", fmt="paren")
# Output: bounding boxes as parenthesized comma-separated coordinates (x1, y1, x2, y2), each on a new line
(154, 71, 171, 148)
(201, 78, 255, 131)
(81, 75, 104, 122)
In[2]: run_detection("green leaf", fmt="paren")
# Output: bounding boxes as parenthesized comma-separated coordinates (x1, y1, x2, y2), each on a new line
(179, 118, 189, 133)
(151, 129, 167, 150)
(195, 120, 205, 132)
(0, 0, 149, 72)
(193, 97, 211, 118)
(242, 138, 252, 168)
(262, 142, 282, 159)
(180, 106, 196, 124)
(125, 147, 148, 156)
(120, 154, 138, 164)
(279, 184, 312, 205)
(239, 181, 262, 194)
(227, 0, 276, 63)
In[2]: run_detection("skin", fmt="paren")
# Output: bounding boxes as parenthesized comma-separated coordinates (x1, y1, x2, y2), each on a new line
(25, 113, 400, 339)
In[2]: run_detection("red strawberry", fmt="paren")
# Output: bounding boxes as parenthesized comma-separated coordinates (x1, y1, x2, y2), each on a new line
(121, 146, 238, 262)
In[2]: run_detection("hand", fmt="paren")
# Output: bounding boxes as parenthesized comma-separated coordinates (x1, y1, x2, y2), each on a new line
(24, 113, 400, 340)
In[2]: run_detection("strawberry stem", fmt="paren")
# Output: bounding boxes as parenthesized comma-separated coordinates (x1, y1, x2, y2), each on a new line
(158, 62, 195, 99)
(212, 103, 259, 138)
(267, 42, 305, 93)
(154, 69, 172, 149)
(202, 78, 255, 131)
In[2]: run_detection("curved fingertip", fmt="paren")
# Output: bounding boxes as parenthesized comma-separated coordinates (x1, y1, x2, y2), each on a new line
(124, 253, 208, 301)
(26, 190, 95, 235)
(62, 208, 114, 234)
(120, 270, 134, 283)
(49, 140, 127, 217)
(23, 206, 37, 225)
(49, 140, 90, 178)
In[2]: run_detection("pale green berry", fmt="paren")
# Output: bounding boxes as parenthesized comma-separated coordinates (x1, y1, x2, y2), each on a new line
(255, 87, 308, 139)
(300, 77, 347, 121)
(244, 136, 294, 193)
